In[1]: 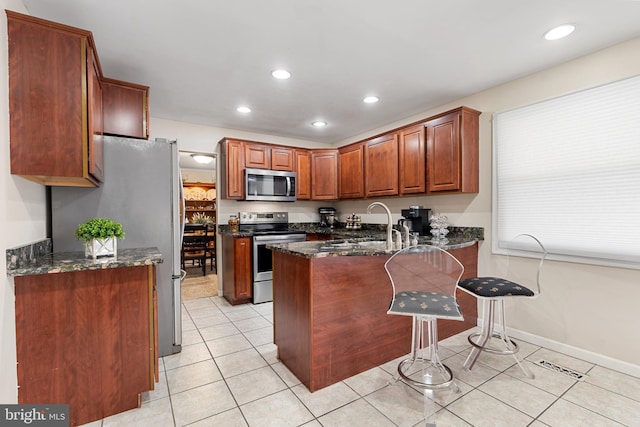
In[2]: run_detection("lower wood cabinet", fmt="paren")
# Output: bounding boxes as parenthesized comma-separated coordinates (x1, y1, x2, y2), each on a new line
(14, 265, 157, 427)
(222, 234, 252, 305)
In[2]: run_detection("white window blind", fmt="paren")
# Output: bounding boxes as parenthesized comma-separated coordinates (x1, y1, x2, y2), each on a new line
(493, 74, 640, 269)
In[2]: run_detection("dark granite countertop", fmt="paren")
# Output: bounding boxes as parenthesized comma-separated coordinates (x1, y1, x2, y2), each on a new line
(268, 234, 479, 259)
(218, 223, 484, 241)
(7, 247, 164, 277)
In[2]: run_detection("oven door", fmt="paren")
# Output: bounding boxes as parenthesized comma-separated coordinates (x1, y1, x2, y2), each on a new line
(252, 233, 306, 282)
(252, 233, 306, 304)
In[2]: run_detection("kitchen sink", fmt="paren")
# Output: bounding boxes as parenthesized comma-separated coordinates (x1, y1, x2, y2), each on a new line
(356, 240, 387, 248)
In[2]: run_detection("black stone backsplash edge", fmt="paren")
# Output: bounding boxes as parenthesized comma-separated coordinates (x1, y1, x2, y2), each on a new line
(6, 238, 53, 271)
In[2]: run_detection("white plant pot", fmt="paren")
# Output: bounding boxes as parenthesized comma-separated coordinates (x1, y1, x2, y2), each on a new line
(85, 237, 117, 259)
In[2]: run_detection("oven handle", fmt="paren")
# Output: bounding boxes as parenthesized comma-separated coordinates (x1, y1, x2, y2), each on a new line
(253, 234, 306, 243)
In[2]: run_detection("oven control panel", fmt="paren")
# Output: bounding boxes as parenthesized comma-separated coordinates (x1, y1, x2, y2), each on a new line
(239, 211, 289, 224)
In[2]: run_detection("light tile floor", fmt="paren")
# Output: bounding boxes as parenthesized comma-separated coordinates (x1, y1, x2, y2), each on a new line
(82, 296, 640, 427)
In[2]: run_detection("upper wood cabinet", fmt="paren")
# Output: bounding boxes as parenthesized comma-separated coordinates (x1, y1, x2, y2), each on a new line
(311, 150, 339, 200)
(221, 139, 245, 200)
(365, 133, 399, 197)
(338, 143, 364, 199)
(272, 147, 295, 171)
(425, 106, 480, 193)
(398, 124, 426, 194)
(295, 149, 311, 200)
(245, 142, 271, 169)
(102, 77, 150, 139)
(7, 11, 104, 187)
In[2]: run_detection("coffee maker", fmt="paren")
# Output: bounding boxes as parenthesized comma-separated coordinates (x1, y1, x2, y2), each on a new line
(399, 206, 431, 235)
(318, 207, 337, 228)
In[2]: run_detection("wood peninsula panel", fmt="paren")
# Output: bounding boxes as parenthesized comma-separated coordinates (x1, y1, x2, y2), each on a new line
(272, 242, 479, 392)
(273, 253, 411, 392)
(14, 266, 156, 426)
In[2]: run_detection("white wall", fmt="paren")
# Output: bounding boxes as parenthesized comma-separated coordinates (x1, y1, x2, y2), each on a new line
(1, 0, 48, 403)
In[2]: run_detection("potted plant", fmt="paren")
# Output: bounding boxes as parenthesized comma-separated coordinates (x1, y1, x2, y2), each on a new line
(74, 217, 125, 259)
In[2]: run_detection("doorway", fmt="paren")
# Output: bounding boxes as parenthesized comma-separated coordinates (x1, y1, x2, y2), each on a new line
(179, 151, 218, 300)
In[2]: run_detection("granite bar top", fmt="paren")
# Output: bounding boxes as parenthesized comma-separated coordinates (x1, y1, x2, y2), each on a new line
(7, 246, 164, 277)
(268, 234, 479, 259)
(219, 223, 484, 241)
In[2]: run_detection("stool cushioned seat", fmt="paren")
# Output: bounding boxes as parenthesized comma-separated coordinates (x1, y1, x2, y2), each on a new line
(389, 291, 462, 319)
(458, 277, 534, 298)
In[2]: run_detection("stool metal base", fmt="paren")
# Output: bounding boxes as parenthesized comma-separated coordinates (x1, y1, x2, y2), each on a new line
(463, 299, 534, 379)
(397, 316, 460, 392)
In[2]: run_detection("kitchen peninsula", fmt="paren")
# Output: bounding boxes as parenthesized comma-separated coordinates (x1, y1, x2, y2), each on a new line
(269, 233, 480, 392)
(6, 243, 163, 426)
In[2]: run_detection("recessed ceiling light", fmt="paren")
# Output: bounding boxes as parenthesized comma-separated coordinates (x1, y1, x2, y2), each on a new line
(544, 24, 575, 41)
(191, 154, 214, 164)
(271, 69, 291, 79)
(311, 121, 327, 128)
(363, 96, 379, 104)
(236, 106, 251, 113)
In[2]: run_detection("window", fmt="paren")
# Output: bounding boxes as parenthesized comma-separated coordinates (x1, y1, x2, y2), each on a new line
(493, 74, 640, 269)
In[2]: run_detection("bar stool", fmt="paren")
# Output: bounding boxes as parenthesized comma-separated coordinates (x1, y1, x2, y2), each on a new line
(457, 234, 547, 378)
(384, 245, 465, 390)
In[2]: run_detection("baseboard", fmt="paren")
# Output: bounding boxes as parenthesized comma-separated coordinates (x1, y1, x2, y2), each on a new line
(505, 325, 640, 379)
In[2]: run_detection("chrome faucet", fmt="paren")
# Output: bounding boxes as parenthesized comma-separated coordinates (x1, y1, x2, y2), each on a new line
(367, 201, 394, 250)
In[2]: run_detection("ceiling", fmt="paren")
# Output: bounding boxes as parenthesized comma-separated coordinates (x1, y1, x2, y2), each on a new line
(21, 0, 640, 144)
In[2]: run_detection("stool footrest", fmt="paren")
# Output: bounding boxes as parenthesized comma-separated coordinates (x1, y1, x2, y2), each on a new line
(468, 332, 520, 355)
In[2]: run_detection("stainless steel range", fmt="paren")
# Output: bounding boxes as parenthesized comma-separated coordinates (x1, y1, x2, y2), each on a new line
(239, 212, 306, 304)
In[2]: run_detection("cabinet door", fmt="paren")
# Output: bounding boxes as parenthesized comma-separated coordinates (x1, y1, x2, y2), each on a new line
(223, 139, 245, 199)
(87, 47, 104, 183)
(365, 133, 398, 197)
(7, 11, 101, 187)
(102, 78, 150, 139)
(338, 143, 364, 199)
(295, 149, 311, 200)
(426, 111, 461, 192)
(245, 142, 271, 169)
(272, 147, 294, 171)
(311, 150, 338, 200)
(425, 107, 480, 193)
(399, 124, 425, 194)
(234, 237, 252, 301)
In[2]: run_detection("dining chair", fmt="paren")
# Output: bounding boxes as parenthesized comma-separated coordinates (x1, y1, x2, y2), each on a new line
(181, 224, 209, 276)
(384, 245, 465, 391)
(457, 233, 547, 378)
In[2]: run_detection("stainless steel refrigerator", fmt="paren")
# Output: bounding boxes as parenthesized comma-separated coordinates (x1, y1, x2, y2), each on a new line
(50, 136, 184, 357)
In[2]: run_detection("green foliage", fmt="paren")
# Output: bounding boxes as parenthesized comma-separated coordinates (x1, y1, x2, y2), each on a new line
(74, 217, 125, 242)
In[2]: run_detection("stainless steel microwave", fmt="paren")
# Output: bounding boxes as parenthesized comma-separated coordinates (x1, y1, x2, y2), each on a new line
(245, 168, 296, 202)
